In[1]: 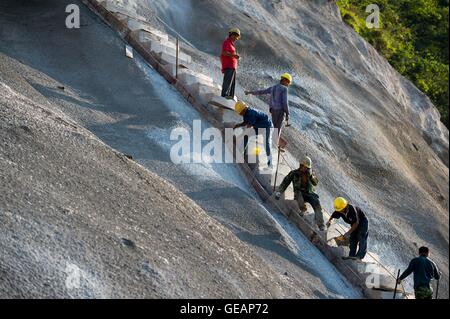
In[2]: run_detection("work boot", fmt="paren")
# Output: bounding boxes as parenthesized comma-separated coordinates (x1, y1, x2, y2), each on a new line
(342, 256, 358, 261)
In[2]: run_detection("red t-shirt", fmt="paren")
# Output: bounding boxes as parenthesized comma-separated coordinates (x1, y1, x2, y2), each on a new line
(221, 38, 238, 73)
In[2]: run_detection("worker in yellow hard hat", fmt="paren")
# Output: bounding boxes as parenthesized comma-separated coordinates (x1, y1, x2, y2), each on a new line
(327, 198, 369, 260)
(221, 28, 241, 99)
(275, 156, 326, 231)
(234, 101, 274, 168)
(245, 73, 293, 148)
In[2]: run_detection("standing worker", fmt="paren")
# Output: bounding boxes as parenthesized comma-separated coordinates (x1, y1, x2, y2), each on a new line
(221, 28, 241, 99)
(245, 73, 292, 147)
(397, 246, 441, 299)
(234, 101, 274, 168)
(327, 197, 369, 260)
(275, 156, 326, 231)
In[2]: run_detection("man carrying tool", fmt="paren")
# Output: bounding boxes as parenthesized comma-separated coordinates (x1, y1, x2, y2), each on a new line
(245, 73, 292, 147)
(275, 157, 326, 231)
(327, 197, 369, 260)
(221, 28, 241, 99)
(234, 101, 274, 168)
(397, 246, 441, 299)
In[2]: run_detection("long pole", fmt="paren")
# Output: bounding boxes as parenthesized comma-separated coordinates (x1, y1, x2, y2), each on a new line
(435, 279, 440, 299)
(273, 146, 282, 192)
(176, 36, 179, 79)
(393, 269, 401, 299)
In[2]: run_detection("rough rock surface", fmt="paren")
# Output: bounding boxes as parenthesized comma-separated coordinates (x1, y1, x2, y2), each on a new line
(0, 0, 360, 298)
(143, 0, 449, 297)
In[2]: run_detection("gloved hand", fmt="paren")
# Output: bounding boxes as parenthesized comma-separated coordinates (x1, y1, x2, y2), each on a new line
(275, 192, 281, 200)
(397, 279, 402, 285)
(326, 221, 332, 228)
(343, 232, 351, 240)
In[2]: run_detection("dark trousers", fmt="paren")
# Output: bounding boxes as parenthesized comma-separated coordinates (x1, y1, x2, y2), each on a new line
(415, 286, 433, 299)
(349, 219, 369, 259)
(243, 128, 272, 164)
(296, 191, 325, 227)
(271, 109, 285, 145)
(221, 68, 236, 98)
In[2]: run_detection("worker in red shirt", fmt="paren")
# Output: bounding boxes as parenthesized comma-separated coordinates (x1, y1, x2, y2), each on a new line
(221, 28, 241, 99)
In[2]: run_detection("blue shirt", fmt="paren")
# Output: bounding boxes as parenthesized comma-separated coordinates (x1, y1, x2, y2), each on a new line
(243, 108, 273, 129)
(399, 256, 441, 289)
(250, 83, 289, 115)
(331, 205, 368, 226)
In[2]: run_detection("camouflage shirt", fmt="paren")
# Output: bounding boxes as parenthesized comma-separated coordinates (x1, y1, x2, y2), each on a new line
(278, 168, 319, 194)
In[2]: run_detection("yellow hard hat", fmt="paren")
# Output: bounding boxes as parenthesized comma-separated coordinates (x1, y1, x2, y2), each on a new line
(333, 197, 348, 212)
(281, 73, 293, 84)
(300, 156, 312, 169)
(229, 28, 241, 38)
(235, 101, 248, 114)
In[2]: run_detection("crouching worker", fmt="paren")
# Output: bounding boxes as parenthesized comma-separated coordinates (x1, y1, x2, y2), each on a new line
(327, 197, 369, 260)
(234, 101, 274, 168)
(275, 157, 326, 231)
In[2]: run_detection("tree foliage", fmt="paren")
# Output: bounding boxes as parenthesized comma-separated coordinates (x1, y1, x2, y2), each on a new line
(337, 0, 449, 128)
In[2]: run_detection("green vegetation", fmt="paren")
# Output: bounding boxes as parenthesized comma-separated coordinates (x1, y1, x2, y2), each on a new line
(337, 0, 449, 128)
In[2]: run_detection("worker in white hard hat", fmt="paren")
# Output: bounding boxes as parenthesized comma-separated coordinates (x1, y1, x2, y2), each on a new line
(245, 73, 293, 148)
(275, 156, 326, 231)
(221, 28, 241, 99)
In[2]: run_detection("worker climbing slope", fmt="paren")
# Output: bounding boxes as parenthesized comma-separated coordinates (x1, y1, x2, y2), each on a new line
(397, 246, 441, 299)
(245, 73, 292, 147)
(327, 198, 369, 260)
(275, 157, 326, 231)
(234, 101, 274, 168)
(221, 28, 241, 99)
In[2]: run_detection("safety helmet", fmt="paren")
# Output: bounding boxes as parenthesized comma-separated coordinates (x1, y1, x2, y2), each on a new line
(235, 101, 248, 114)
(300, 156, 312, 169)
(281, 73, 293, 84)
(229, 28, 241, 38)
(333, 197, 348, 212)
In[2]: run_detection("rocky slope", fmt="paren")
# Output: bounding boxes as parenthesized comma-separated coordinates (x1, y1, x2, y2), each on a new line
(0, 0, 360, 298)
(0, 0, 447, 298)
(0, 53, 332, 298)
(142, 0, 449, 297)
